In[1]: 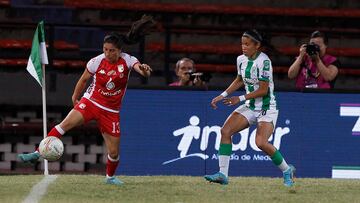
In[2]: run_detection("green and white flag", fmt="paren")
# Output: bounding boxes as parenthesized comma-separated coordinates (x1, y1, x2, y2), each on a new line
(26, 21, 48, 87)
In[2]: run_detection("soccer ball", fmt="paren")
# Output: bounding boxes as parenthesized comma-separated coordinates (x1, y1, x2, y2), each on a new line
(38, 136, 64, 161)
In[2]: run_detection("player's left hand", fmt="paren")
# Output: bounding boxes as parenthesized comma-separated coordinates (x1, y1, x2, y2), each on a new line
(223, 96, 240, 106)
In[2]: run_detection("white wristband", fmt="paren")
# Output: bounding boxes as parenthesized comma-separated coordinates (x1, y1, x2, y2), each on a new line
(220, 91, 228, 97)
(239, 95, 246, 102)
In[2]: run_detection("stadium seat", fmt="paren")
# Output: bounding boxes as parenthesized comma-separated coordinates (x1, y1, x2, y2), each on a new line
(64, 1, 360, 18)
(147, 42, 360, 57)
(53, 60, 86, 68)
(0, 39, 79, 50)
(0, 58, 86, 69)
(54, 41, 80, 50)
(196, 64, 290, 74)
(0, 39, 32, 49)
(52, 60, 67, 67)
(339, 69, 360, 75)
(196, 64, 235, 73)
(0, 59, 27, 66)
(146, 42, 241, 54)
(0, 0, 10, 7)
(1, 58, 357, 76)
(195, 64, 360, 76)
(67, 60, 86, 68)
(278, 47, 360, 57)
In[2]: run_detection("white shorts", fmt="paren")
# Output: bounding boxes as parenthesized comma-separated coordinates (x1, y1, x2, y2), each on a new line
(234, 105, 278, 128)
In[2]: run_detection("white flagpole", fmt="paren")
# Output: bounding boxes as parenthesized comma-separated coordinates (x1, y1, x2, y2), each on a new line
(41, 63, 49, 175)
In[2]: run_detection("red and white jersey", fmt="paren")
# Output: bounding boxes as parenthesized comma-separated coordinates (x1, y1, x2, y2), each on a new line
(83, 53, 139, 113)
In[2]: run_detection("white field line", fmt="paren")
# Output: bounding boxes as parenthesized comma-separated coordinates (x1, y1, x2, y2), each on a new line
(22, 175, 58, 203)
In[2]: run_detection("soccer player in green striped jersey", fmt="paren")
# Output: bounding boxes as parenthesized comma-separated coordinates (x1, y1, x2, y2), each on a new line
(204, 30, 295, 187)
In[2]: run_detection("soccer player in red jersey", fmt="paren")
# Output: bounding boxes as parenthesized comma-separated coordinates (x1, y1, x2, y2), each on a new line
(19, 16, 155, 186)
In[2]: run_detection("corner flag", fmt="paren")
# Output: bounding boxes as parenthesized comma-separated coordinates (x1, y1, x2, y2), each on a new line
(26, 21, 50, 175)
(26, 21, 48, 86)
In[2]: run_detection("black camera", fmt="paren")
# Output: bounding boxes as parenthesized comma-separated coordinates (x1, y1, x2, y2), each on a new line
(186, 71, 212, 82)
(305, 43, 320, 56)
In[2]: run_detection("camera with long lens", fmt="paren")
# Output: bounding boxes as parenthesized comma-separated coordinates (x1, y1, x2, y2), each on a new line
(305, 43, 320, 56)
(186, 71, 212, 82)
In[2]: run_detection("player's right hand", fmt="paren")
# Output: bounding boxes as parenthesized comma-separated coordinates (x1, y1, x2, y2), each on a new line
(211, 95, 224, 109)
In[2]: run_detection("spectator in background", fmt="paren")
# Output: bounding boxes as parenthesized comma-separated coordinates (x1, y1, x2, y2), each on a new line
(288, 31, 340, 89)
(169, 57, 207, 87)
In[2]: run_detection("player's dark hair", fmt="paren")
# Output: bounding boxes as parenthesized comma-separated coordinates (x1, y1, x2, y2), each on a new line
(242, 29, 263, 44)
(104, 15, 156, 49)
(104, 32, 126, 49)
(310, 30, 328, 45)
(242, 29, 278, 55)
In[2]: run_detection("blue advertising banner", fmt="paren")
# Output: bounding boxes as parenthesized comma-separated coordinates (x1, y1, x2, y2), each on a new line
(118, 90, 360, 178)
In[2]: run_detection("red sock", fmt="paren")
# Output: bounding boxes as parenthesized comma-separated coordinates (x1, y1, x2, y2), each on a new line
(106, 155, 119, 177)
(36, 125, 65, 152)
(48, 125, 65, 138)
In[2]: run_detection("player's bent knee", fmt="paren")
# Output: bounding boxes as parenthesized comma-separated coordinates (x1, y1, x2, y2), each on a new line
(220, 127, 232, 137)
(255, 138, 266, 150)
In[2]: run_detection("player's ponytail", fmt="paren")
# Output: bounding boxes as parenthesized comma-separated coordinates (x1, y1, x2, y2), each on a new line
(259, 32, 279, 56)
(103, 15, 156, 49)
(125, 14, 156, 44)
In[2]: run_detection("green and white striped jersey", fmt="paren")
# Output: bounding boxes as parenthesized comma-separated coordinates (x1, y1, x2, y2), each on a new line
(236, 52, 277, 111)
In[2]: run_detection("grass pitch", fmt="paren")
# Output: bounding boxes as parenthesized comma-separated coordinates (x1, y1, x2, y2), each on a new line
(1, 175, 360, 203)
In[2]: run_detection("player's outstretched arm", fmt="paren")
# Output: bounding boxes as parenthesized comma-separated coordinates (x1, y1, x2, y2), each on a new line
(223, 75, 244, 95)
(211, 76, 244, 109)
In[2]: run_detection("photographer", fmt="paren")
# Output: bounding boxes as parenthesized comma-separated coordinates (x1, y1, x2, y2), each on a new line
(169, 57, 209, 87)
(288, 31, 340, 89)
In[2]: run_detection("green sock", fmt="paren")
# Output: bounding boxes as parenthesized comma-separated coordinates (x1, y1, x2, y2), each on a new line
(218, 143, 232, 177)
(271, 150, 290, 172)
(271, 150, 283, 166)
(219, 143, 232, 156)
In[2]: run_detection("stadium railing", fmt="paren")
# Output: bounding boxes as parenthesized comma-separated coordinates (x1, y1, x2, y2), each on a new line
(0, 58, 85, 68)
(145, 42, 360, 76)
(195, 64, 360, 76)
(63, 0, 360, 18)
(0, 39, 79, 50)
(146, 42, 360, 57)
(0, 0, 10, 7)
